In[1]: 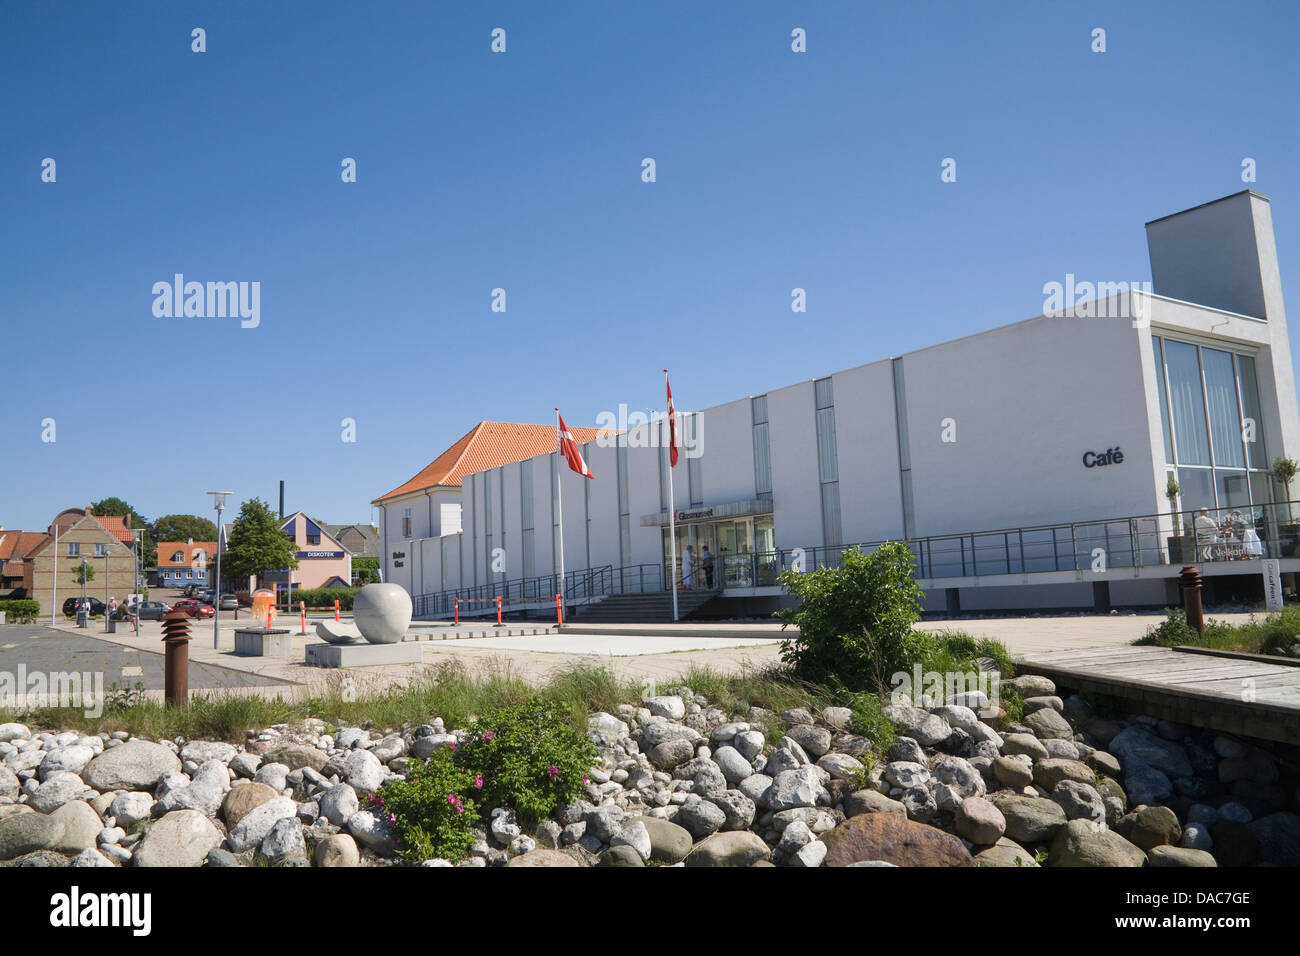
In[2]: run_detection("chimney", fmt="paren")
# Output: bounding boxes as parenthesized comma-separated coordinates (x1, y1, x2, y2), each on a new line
(279, 480, 285, 521)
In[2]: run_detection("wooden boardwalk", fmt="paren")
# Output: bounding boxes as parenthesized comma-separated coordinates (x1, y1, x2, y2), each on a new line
(1015, 645, 1300, 744)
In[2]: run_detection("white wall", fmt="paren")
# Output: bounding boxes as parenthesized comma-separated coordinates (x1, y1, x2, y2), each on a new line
(767, 380, 823, 548)
(832, 360, 904, 543)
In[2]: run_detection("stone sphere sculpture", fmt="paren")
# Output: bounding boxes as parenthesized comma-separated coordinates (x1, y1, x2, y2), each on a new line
(353, 583, 412, 645)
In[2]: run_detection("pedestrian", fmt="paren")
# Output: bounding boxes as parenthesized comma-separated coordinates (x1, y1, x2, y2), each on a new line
(681, 544, 694, 589)
(701, 545, 714, 588)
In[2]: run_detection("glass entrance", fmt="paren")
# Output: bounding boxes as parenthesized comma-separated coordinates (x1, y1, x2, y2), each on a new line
(662, 514, 775, 590)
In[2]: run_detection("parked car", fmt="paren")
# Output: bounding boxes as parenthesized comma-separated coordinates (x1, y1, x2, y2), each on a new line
(62, 597, 107, 617)
(122, 601, 170, 621)
(218, 595, 238, 610)
(170, 599, 215, 619)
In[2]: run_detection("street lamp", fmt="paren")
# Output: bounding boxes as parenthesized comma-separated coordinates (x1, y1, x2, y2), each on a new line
(131, 529, 143, 635)
(207, 491, 233, 649)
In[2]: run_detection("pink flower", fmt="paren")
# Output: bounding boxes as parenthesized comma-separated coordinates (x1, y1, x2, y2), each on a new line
(376, 796, 384, 806)
(483, 731, 494, 741)
(583, 775, 589, 783)
(449, 743, 456, 751)
(475, 776, 483, 789)
(547, 766, 559, 779)
(455, 805, 463, 814)
(447, 794, 457, 805)
(388, 813, 396, 824)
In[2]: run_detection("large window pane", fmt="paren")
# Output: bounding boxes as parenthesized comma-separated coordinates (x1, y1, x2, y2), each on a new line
(1164, 341, 1211, 465)
(1203, 348, 1245, 467)
(1215, 469, 1251, 511)
(1178, 468, 1215, 513)
(1250, 471, 1273, 510)
(815, 407, 838, 481)
(1237, 355, 1267, 468)
(752, 421, 772, 497)
(1152, 338, 1174, 463)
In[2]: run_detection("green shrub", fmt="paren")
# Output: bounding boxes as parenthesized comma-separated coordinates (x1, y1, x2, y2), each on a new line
(775, 543, 925, 690)
(0, 600, 40, 624)
(376, 748, 480, 863)
(1135, 608, 1235, 647)
(454, 695, 598, 823)
(290, 587, 358, 610)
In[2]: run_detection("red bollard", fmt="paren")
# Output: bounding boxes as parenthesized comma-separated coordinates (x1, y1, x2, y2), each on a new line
(334, 599, 340, 622)
(454, 598, 459, 625)
(266, 609, 272, 629)
(496, 595, 503, 626)
(300, 600, 306, 635)
(555, 593, 563, 626)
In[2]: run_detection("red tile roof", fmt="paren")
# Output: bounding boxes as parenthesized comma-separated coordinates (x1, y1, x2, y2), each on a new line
(373, 421, 607, 503)
(91, 515, 134, 543)
(156, 542, 217, 568)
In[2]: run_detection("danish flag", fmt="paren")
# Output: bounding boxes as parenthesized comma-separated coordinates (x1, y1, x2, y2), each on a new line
(665, 370, 678, 467)
(557, 412, 594, 479)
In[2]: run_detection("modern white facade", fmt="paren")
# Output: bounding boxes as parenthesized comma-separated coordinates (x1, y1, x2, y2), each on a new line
(385, 192, 1300, 616)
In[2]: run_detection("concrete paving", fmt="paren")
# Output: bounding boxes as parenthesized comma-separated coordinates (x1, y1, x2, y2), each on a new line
(0, 609, 1267, 706)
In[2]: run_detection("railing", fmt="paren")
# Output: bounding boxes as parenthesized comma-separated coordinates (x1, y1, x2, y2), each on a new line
(411, 502, 1300, 615)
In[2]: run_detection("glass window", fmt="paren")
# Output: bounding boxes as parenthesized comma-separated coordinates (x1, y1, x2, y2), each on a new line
(816, 408, 838, 482)
(1177, 468, 1215, 514)
(94, 543, 108, 557)
(1250, 471, 1273, 510)
(1152, 338, 1174, 463)
(1202, 348, 1245, 468)
(821, 481, 842, 548)
(1237, 355, 1267, 469)
(752, 421, 772, 498)
(814, 377, 834, 410)
(751, 394, 768, 425)
(1163, 341, 1211, 466)
(1216, 469, 1251, 511)
(66, 542, 79, 557)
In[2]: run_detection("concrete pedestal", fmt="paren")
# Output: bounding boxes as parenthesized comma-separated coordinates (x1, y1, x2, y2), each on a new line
(305, 641, 423, 668)
(234, 627, 293, 657)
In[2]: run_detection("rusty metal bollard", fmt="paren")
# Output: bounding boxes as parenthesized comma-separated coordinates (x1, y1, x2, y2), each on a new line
(1179, 566, 1205, 635)
(161, 610, 192, 706)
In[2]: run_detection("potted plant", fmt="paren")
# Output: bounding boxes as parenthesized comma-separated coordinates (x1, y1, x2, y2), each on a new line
(1165, 474, 1188, 562)
(1274, 457, 1299, 556)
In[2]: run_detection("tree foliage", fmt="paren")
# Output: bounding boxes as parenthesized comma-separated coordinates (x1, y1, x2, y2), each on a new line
(775, 542, 925, 691)
(89, 497, 156, 567)
(221, 498, 299, 585)
(152, 514, 219, 544)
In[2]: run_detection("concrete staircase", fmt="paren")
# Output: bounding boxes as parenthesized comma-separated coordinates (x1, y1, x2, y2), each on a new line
(572, 589, 720, 623)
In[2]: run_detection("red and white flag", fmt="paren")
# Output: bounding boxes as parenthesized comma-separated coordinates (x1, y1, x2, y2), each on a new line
(557, 412, 594, 479)
(665, 369, 679, 467)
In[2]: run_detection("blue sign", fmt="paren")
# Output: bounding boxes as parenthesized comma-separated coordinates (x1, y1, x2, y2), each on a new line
(297, 550, 345, 559)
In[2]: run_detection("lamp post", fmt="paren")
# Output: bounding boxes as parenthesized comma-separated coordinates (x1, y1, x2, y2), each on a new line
(131, 529, 143, 634)
(207, 491, 233, 649)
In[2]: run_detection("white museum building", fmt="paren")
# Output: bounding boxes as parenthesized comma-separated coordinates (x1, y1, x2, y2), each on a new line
(376, 191, 1300, 618)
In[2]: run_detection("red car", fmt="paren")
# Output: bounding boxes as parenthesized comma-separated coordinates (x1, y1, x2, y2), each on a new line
(170, 600, 215, 619)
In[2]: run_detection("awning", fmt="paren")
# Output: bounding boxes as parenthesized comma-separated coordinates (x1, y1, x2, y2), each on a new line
(640, 498, 772, 527)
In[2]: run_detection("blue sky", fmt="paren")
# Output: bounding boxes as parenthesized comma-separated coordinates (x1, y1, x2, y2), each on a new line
(3, 1, 1298, 532)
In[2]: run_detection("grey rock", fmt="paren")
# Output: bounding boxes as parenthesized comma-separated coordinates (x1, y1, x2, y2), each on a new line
(768, 767, 823, 811)
(677, 797, 727, 838)
(261, 817, 307, 864)
(1024, 708, 1073, 740)
(227, 796, 298, 853)
(1052, 780, 1107, 823)
(785, 723, 832, 758)
(883, 704, 950, 746)
(133, 809, 223, 867)
(315, 833, 361, 867)
(1109, 726, 1193, 779)
(705, 789, 757, 830)
(82, 740, 181, 792)
(712, 746, 754, 785)
(347, 810, 395, 855)
(319, 784, 360, 827)
(737, 773, 773, 808)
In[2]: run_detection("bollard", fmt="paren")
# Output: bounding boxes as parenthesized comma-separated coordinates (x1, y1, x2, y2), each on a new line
(160, 610, 191, 706)
(1179, 566, 1205, 635)
(267, 609, 273, 630)
(496, 595, 503, 627)
(334, 599, 340, 622)
(454, 597, 459, 626)
(300, 600, 307, 635)
(555, 593, 563, 626)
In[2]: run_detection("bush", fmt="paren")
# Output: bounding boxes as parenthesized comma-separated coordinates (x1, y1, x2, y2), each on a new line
(0, 600, 40, 624)
(846, 691, 896, 753)
(775, 543, 925, 690)
(454, 696, 598, 823)
(375, 748, 480, 863)
(1136, 608, 1234, 647)
(290, 587, 358, 610)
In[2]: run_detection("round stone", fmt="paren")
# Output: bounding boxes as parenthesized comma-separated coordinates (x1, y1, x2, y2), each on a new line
(352, 583, 412, 644)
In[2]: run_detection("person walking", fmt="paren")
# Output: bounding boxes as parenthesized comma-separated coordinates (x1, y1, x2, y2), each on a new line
(701, 545, 715, 589)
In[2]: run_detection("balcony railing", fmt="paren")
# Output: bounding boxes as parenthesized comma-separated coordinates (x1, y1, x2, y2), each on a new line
(410, 502, 1300, 616)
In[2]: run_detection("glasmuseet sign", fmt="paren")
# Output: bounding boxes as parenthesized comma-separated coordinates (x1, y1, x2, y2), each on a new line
(1082, 447, 1124, 468)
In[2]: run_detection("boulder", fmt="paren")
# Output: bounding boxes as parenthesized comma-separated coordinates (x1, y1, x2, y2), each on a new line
(1148, 845, 1217, 867)
(637, 816, 693, 863)
(0, 800, 100, 860)
(227, 796, 298, 853)
(1024, 708, 1073, 740)
(844, 789, 907, 818)
(1049, 819, 1146, 867)
(987, 793, 1067, 844)
(954, 796, 1006, 845)
(506, 849, 582, 867)
(222, 782, 280, 829)
(1115, 805, 1181, 851)
(973, 837, 1038, 867)
(133, 810, 222, 867)
(315, 833, 360, 867)
(81, 740, 180, 792)
(683, 830, 771, 867)
(1032, 758, 1095, 791)
(822, 813, 973, 867)
(1108, 726, 1193, 779)
(262, 742, 328, 773)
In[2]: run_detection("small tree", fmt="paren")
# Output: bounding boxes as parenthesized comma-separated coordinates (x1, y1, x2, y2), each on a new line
(222, 498, 299, 587)
(775, 542, 924, 690)
(1165, 474, 1182, 535)
(1273, 457, 1298, 523)
(72, 561, 95, 602)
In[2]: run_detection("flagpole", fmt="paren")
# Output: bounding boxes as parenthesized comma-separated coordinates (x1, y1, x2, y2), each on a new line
(665, 374, 679, 623)
(555, 408, 566, 623)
